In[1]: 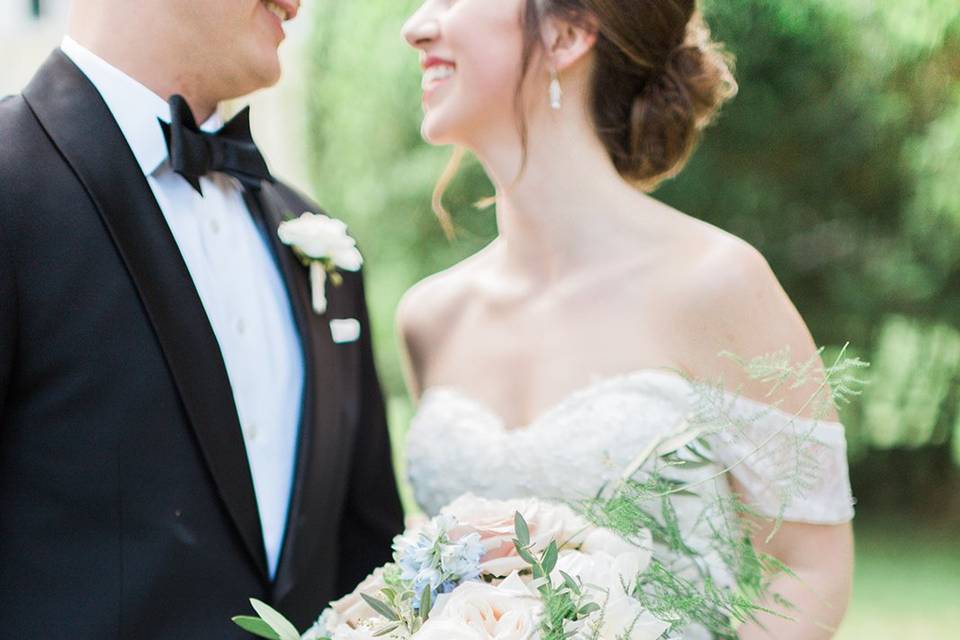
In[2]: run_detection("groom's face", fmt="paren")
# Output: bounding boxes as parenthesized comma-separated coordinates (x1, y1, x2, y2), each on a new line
(169, 0, 302, 96)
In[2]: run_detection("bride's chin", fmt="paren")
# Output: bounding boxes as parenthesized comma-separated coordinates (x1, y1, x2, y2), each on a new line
(420, 116, 454, 146)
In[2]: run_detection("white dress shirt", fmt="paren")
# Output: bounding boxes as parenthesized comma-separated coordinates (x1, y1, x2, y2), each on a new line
(61, 37, 304, 578)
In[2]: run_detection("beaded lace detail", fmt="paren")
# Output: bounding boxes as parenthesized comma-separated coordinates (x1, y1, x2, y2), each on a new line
(406, 369, 855, 523)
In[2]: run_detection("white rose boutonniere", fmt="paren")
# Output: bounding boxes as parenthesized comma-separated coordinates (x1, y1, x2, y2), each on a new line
(278, 212, 363, 314)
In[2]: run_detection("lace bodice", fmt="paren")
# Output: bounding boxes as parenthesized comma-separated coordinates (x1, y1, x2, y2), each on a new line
(406, 369, 854, 524)
(406, 370, 854, 638)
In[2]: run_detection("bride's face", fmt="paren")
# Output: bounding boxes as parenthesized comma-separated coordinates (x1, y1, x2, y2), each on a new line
(402, 0, 529, 146)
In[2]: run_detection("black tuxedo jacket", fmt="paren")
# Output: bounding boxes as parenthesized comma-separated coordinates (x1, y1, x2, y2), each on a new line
(0, 51, 404, 638)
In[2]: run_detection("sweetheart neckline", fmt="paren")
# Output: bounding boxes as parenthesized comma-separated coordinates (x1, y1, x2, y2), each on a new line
(417, 368, 845, 436)
(419, 368, 685, 432)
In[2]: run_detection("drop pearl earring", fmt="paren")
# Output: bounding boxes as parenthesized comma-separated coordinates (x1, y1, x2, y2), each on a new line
(549, 70, 562, 111)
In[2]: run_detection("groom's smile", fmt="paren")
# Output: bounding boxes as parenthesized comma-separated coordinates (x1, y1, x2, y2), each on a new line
(261, 0, 300, 22)
(239, 0, 302, 88)
(260, 0, 300, 38)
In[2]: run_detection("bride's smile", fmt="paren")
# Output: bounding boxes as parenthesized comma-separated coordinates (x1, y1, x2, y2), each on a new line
(420, 56, 456, 103)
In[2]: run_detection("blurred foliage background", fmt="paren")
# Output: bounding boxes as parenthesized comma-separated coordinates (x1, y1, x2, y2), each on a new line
(2, 0, 954, 637)
(299, 0, 959, 636)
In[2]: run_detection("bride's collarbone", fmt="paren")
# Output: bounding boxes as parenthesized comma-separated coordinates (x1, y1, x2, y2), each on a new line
(419, 345, 688, 432)
(419, 285, 689, 411)
(412, 235, 753, 421)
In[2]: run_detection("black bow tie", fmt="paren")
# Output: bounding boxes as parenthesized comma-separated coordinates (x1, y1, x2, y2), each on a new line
(159, 94, 274, 195)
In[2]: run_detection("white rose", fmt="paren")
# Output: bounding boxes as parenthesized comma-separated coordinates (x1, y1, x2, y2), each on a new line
(317, 616, 390, 640)
(581, 526, 652, 561)
(278, 212, 363, 271)
(417, 573, 541, 640)
(330, 623, 381, 640)
(412, 618, 486, 640)
(302, 608, 336, 640)
(552, 551, 666, 640)
(441, 495, 594, 577)
(554, 550, 611, 591)
(554, 546, 651, 597)
(598, 594, 670, 640)
(325, 568, 387, 628)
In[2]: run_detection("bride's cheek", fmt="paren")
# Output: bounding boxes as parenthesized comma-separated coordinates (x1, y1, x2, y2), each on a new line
(420, 9, 524, 139)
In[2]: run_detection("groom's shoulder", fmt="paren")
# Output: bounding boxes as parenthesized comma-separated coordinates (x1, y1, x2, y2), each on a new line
(0, 93, 48, 218)
(0, 94, 28, 145)
(0, 93, 34, 137)
(0, 93, 49, 179)
(268, 180, 323, 215)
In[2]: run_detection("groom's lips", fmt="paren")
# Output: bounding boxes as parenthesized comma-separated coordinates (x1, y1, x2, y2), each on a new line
(273, 0, 300, 21)
(262, 0, 300, 21)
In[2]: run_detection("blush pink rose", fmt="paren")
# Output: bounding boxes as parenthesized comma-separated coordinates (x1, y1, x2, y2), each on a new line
(416, 572, 541, 640)
(441, 495, 595, 577)
(324, 568, 387, 628)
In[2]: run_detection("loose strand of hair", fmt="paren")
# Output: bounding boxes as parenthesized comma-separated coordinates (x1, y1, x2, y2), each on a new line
(431, 146, 466, 241)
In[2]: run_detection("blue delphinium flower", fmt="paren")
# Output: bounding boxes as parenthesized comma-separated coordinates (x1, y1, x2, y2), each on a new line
(393, 514, 485, 612)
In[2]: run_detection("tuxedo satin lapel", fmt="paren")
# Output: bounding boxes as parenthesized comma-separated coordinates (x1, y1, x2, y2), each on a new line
(245, 185, 345, 599)
(22, 51, 269, 581)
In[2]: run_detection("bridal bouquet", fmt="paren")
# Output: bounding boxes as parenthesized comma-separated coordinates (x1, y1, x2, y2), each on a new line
(237, 495, 671, 640)
(237, 446, 778, 640)
(235, 346, 866, 640)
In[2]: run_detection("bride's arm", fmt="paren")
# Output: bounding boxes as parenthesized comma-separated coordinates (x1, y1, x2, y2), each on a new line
(395, 273, 458, 403)
(737, 502, 855, 639)
(676, 240, 856, 637)
(395, 291, 425, 403)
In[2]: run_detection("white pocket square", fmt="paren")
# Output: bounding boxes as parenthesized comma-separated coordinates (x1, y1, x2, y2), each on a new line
(329, 318, 362, 344)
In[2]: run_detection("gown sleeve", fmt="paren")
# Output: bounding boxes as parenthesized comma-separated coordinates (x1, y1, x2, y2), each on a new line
(704, 395, 855, 524)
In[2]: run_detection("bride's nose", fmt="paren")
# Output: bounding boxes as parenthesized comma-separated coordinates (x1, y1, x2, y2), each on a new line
(402, 5, 441, 49)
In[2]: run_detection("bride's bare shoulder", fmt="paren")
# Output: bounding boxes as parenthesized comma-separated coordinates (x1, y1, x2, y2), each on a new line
(395, 244, 496, 379)
(677, 226, 799, 340)
(667, 223, 828, 413)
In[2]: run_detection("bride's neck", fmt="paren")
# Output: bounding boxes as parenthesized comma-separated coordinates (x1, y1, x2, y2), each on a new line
(475, 118, 651, 282)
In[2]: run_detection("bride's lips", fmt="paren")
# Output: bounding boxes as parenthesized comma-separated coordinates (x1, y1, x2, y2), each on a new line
(421, 55, 457, 104)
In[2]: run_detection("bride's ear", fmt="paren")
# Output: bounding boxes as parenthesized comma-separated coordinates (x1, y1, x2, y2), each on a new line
(541, 14, 598, 72)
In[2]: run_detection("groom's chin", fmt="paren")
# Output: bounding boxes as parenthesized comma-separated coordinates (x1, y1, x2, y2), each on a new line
(261, 62, 284, 89)
(243, 54, 284, 94)
(235, 36, 286, 93)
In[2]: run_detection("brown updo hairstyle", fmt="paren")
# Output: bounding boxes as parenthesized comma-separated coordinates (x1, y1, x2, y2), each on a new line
(433, 0, 737, 236)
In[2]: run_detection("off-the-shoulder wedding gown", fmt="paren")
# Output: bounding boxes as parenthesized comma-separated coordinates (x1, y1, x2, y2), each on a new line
(405, 369, 855, 638)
